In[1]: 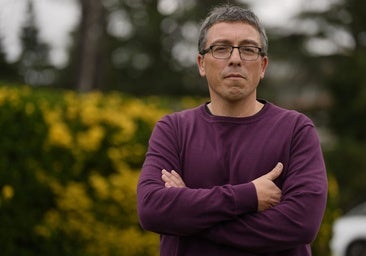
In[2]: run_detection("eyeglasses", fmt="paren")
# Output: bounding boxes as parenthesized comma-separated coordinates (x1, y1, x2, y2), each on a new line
(200, 45, 263, 61)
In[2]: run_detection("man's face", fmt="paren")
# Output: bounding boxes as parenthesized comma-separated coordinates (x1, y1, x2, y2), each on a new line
(197, 22, 268, 103)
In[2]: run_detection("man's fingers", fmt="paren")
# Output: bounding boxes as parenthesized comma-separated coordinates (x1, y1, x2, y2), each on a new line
(252, 163, 283, 211)
(161, 169, 185, 188)
(171, 170, 184, 181)
(265, 162, 283, 181)
(170, 170, 185, 187)
(162, 169, 174, 184)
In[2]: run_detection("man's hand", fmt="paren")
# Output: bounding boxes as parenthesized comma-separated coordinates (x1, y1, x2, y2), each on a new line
(162, 169, 186, 188)
(252, 162, 283, 211)
(161, 163, 283, 212)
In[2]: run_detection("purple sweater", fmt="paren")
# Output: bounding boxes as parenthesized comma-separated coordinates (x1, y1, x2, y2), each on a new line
(137, 101, 327, 256)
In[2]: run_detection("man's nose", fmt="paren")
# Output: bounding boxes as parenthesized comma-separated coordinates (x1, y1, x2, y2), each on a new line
(229, 48, 242, 65)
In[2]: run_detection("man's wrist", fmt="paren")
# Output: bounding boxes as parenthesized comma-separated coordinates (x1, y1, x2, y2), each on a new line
(231, 182, 258, 215)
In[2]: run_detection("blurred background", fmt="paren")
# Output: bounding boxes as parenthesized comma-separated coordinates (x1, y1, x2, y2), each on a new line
(0, 0, 365, 255)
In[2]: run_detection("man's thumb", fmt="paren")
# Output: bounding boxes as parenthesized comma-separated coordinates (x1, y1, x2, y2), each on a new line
(266, 162, 283, 180)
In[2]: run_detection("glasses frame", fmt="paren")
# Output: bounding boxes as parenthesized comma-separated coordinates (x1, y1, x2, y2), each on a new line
(200, 45, 264, 61)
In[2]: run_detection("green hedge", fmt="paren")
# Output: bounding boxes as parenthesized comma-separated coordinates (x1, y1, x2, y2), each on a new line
(0, 86, 168, 255)
(0, 85, 338, 255)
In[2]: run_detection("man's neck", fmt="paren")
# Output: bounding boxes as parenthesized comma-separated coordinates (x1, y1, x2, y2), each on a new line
(207, 100, 264, 118)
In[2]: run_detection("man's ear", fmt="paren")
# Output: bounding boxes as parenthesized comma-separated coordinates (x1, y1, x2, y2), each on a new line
(260, 56, 269, 79)
(197, 54, 206, 77)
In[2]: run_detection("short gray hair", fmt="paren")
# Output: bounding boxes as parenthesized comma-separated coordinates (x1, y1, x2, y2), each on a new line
(198, 5, 268, 56)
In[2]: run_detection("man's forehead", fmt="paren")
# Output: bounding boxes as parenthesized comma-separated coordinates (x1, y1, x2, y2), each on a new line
(206, 22, 261, 43)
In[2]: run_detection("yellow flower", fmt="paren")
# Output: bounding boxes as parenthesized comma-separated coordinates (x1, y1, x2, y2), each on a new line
(2, 185, 14, 200)
(43, 108, 73, 148)
(48, 121, 73, 148)
(80, 104, 100, 126)
(328, 174, 339, 199)
(76, 126, 105, 152)
(89, 173, 109, 199)
(25, 102, 35, 115)
(57, 182, 92, 211)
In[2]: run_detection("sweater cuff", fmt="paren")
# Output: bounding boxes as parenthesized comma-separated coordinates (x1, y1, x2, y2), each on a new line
(231, 182, 258, 214)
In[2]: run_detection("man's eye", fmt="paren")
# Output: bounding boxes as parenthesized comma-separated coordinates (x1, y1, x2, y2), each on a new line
(240, 47, 257, 54)
(214, 46, 229, 52)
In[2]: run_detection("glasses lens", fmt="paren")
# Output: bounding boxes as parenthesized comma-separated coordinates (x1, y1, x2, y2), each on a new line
(239, 47, 259, 61)
(212, 46, 231, 59)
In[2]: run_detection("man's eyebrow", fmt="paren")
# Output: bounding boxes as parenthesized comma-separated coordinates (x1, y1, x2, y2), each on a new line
(210, 39, 232, 45)
(238, 39, 260, 46)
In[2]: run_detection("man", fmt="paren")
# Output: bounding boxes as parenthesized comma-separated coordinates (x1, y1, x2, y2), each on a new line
(137, 4, 327, 256)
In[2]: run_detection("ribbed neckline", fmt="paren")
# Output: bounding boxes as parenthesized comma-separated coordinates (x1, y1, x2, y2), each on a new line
(200, 99, 271, 124)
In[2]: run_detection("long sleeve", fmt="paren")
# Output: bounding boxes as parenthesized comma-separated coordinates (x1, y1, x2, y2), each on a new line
(200, 123, 328, 253)
(137, 114, 258, 236)
(137, 103, 328, 255)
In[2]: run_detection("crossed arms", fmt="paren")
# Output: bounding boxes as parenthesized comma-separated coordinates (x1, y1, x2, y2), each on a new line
(162, 162, 283, 212)
(137, 116, 328, 253)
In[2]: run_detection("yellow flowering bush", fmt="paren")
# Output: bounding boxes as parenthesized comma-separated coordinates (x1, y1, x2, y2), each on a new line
(312, 173, 341, 255)
(0, 85, 169, 255)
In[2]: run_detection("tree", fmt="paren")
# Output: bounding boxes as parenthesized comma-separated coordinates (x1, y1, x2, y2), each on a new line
(0, 36, 18, 83)
(324, 0, 366, 210)
(76, 0, 107, 92)
(17, 0, 55, 87)
(285, 0, 366, 210)
(58, 0, 244, 95)
(106, 0, 246, 96)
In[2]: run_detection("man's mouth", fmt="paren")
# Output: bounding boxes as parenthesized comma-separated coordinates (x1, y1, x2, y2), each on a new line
(224, 73, 245, 79)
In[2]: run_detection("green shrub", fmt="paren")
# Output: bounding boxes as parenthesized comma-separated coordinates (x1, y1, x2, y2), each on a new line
(0, 86, 166, 255)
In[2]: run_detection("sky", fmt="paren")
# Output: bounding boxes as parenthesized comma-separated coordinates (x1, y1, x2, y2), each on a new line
(0, 0, 79, 66)
(0, 0, 333, 67)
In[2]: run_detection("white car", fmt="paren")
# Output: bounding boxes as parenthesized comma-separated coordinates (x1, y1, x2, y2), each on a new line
(330, 202, 366, 256)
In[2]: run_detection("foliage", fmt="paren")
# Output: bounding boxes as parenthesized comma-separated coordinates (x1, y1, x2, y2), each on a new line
(56, 0, 245, 94)
(0, 37, 18, 83)
(310, 0, 366, 211)
(17, 0, 55, 86)
(0, 85, 170, 255)
(312, 172, 341, 256)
